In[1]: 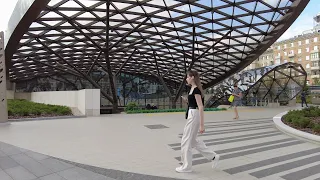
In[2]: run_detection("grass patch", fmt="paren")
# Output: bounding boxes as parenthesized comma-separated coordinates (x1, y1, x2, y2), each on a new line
(126, 107, 227, 114)
(296, 95, 312, 104)
(8, 99, 72, 119)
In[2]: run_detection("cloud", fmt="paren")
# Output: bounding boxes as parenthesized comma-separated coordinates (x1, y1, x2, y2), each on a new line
(0, 0, 18, 31)
(262, 0, 280, 7)
(278, 14, 314, 41)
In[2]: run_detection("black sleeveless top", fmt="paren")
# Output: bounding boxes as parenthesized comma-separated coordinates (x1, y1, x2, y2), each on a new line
(188, 87, 204, 108)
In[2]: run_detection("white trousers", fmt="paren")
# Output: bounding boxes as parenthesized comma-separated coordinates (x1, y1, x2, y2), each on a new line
(180, 109, 216, 170)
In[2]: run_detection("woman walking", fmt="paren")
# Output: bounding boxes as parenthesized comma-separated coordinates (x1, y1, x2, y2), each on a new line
(232, 84, 242, 119)
(176, 70, 219, 173)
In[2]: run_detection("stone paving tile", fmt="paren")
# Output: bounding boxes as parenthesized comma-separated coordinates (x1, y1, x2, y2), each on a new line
(39, 158, 74, 173)
(1, 107, 320, 180)
(0, 156, 19, 170)
(0, 170, 14, 180)
(38, 173, 67, 180)
(11, 154, 36, 165)
(4, 166, 37, 180)
(74, 167, 108, 180)
(0, 143, 23, 156)
(10, 154, 54, 177)
(0, 150, 7, 157)
(25, 151, 49, 161)
(58, 167, 106, 180)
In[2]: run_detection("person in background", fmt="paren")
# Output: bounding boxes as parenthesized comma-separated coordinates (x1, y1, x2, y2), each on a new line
(232, 84, 242, 119)
(301, 90, 308, 107)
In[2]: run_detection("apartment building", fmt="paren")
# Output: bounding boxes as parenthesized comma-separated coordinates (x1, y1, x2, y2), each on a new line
(246, 32, 320, 85)
(245, 14, 320, 85)
(244, 48, 274, 71)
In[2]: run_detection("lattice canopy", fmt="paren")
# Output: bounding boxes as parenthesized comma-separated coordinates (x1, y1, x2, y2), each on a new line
(6, 0, 309, 105)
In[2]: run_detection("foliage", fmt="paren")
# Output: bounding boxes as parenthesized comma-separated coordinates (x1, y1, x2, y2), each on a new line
(283, 106, 320, 133)
(313, 124, 320, 133)
(312, 78, 320, 86)
(296, 95, 312, 104)
(8, 99, 72, 117)
(125, 102, 139, 111)
(126, 108, 227, 114)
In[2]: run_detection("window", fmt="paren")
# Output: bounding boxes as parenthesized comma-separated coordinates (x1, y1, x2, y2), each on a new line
(278, 46, 281, 50)
(298, 49, 302, 54)
(306, 39, 310, 44)
(298, 58, 302, 62)
(314, 46, 318, 50)
(313, 61, 318, 67)
(306, 56, 310, 60)
(306, 64, 310, 69)
(290, 58, 294, 62)
(284, 52, 287, 56)
(291, 43, 294, 47)
(284, 44, 287, 48)
(312, 53, 320, 59)
(314, 37, 318, 42)
(284, 59, 287, 63)
(266, 56, 269, 59)
(262, 56, 265, 60)
(306, 47, 310, 52)
(276, 59, 281, 64)
(298, 41, 302, 46)
(290, 50, 294, 54)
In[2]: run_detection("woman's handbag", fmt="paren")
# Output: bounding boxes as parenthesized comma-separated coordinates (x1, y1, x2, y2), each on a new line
(228, 95, 234, 102)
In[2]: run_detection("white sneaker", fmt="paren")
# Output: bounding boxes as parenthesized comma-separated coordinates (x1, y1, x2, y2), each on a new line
(175, 166, 192, 173)
(212, 154, 220, 168)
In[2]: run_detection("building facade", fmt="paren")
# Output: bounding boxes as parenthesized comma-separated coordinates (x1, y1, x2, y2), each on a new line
(246, 32, 320, 85)
(246, 13, 320, 85)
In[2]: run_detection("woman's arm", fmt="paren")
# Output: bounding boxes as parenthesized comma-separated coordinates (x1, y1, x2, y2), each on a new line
(195, 94, 205, 134)
(233, 91, 242, 97)
(181, 96, 188, 104)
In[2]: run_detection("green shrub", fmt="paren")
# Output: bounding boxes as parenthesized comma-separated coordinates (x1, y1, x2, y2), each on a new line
(283, 110, 304, 123)
(299, 118, 311, 128)
(313, 124, 320, 133)
(7, 99, 72, 117)
(125, 102, 138, 111)
(296, 95, 312, 103)
(291, 116, 310, 128)
(308, 121, 315, 128)
(126, 108, 227, 114)
(302, 106, 320, 117)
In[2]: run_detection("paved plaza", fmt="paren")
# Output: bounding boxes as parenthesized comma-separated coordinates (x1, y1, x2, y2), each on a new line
(0, 107, 320, 180)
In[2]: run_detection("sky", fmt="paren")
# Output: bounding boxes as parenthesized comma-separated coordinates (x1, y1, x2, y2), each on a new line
(0, 0, 319, 42)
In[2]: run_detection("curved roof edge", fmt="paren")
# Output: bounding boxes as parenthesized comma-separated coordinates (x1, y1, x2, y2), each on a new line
(202, 0, 310, 89)
(5, 0, 49, 68)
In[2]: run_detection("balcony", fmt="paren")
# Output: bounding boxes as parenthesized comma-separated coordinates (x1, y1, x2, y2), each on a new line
(311, 74, 320, 79)
(288, 53, 295, 57)
(311, 66, 320, 70)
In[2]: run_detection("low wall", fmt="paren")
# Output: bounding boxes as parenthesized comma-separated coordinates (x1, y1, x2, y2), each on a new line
(311, 98, 320, 105)
(7, 89, 100, 116)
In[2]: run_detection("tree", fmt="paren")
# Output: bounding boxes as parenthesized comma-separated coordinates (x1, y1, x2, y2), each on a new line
(312, 78, 320, 85)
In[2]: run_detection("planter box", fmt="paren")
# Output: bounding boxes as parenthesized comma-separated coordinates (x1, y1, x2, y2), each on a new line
(273, 111, 320, 144)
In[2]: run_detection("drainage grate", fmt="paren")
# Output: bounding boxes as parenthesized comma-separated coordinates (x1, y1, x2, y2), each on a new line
(145, 124, 169, 129)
